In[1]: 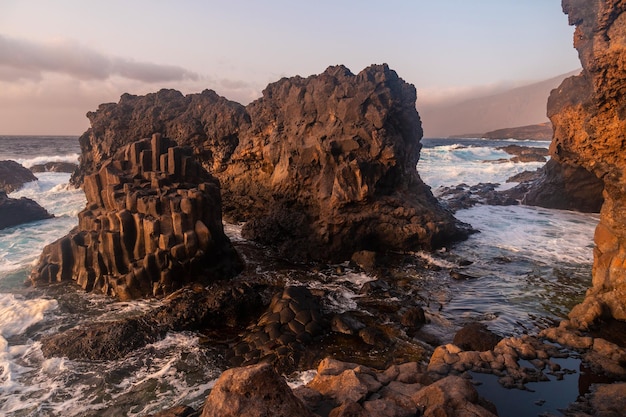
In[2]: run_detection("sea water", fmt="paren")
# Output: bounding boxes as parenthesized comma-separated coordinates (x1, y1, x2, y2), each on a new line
(0, 136, 599, 415)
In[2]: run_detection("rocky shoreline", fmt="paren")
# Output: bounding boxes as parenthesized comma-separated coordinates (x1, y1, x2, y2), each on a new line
(17, 0, 626, 414)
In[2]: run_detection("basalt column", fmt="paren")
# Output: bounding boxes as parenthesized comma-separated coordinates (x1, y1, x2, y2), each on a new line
(30, 134, 241, 300)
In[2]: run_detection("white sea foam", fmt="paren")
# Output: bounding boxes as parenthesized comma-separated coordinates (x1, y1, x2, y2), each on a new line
(15, 153, 80, 169)
(223, 222, 245, 242)
(419, 144, 547, 189)
(9, 172, 86, 217)
(286, 369, 317, 388)
(0, 331, 222, 417)
(0, 294, 57, 338)
(0, 294, 58, 394)
(307, 270, 376, 314)
(455, 205, 598, 265)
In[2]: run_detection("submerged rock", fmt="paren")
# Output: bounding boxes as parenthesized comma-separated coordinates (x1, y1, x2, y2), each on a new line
(513, 159, 604, 213)
(453, 322, 502, 352)
(496, 144, 549, 163)
(0, 190, 53, 230)
(227, 286, 326, 373)
(29, 134, 242, 300)
(69, 64, 469, 261)
(0, 160, 38, 193)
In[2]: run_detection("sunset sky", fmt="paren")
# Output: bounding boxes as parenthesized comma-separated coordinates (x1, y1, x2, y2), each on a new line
(0, 0, 580, 135)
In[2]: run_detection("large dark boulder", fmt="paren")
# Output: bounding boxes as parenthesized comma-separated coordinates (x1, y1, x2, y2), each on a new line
(69, 64, 469, 262)
(0, 191, 53, 230)
(30, 134, 242, 300)
(520, 159, 604, 212)
(0, 160, 38, 193)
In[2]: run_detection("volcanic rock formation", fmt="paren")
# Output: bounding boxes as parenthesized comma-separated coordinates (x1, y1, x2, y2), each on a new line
(69, 64, 468, 261)
(30, 134, 241, 300)
(548, 0, 626, 327)
(521, 159, 604, 213)
(0, 160, 38, 193)
(0, 190, 53, 230)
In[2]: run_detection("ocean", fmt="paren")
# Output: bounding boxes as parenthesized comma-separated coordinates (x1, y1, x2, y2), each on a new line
(0, 136, 599, 415)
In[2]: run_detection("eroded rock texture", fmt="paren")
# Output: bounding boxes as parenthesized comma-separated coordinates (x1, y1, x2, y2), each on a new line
(70, 64, 467, 261)
(521, 159, 604, 213)
(30, 134, 241, 300)
(549, 0, 626, 327)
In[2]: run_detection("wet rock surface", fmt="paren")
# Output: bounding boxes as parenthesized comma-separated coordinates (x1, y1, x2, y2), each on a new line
(0, 160, 38, 193)
(227, 286, 326, 372)
(513, 159, 604, 213)
(39, 282, 268, 361)
(69, 64, 469, 262)
(0, 190, 53, 230)
(29, 134, 242, 300)
(436, 182, 518, 212)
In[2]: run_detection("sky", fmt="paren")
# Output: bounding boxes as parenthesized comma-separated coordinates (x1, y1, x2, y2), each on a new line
(0, 0, 580, 135)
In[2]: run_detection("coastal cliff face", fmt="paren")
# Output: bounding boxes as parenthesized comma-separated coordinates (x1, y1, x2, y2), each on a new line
(548, 0, 626, 326)
(72, 64, 467, 261)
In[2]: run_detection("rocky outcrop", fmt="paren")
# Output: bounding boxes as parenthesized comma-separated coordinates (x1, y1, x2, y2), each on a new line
(0, 160, 37, 193)
(0, 190, 53, 230)
(547, 0, 626, 327)
(520, 159, 604, 212)
(70, 64, 468, 261)
(496, 144, 549, 163)
(29, 134, 242, 300)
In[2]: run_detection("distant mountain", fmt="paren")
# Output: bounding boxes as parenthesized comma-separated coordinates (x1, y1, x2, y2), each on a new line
(418, 70, 579, 138)
(480, 122, 553, 141)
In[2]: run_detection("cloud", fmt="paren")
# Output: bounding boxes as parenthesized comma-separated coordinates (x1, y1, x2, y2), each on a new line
(0, 34, 199, 83)
(416, 81, 529, 108)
